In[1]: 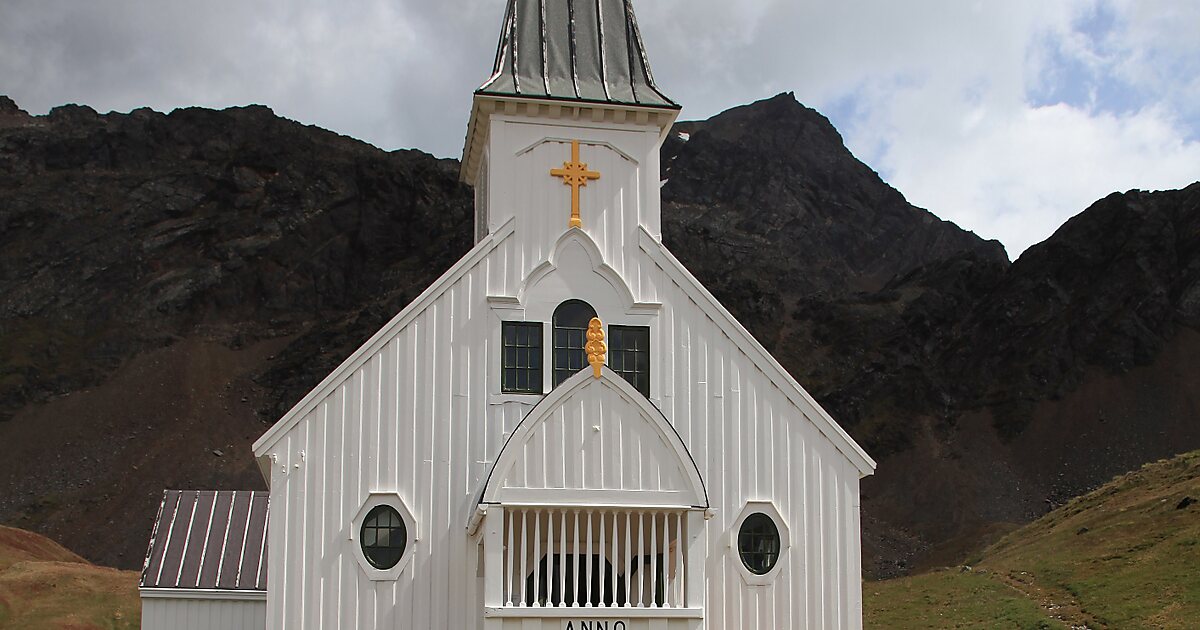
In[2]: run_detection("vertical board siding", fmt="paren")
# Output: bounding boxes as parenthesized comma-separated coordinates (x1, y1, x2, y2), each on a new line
(142, 599, 266, 630)
(261, 117, 865, 629)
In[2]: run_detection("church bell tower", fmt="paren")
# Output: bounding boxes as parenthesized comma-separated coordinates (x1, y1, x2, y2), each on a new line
(460, 0, 682, 259)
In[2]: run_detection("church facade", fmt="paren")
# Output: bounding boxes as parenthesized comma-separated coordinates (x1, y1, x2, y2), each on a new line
(140, 1, 875, 628)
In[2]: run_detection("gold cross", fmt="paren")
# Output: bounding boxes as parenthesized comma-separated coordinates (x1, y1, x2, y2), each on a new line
(549, 140, 600, 229)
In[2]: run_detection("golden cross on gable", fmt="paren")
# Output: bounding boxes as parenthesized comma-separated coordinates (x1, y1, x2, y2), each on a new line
(549, 140, 601, 229)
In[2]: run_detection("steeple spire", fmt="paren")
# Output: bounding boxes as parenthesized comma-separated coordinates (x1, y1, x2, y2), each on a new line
(478, 0, 678, 109)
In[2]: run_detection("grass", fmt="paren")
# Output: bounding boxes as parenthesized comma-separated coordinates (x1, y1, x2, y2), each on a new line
(865, 568, 1065, 629)
(865, 449, 1200, 629)
(0, 527, 140, 629)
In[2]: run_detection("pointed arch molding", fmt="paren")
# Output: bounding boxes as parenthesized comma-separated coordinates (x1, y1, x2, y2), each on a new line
(481, 368, 709, 508)
(515, 137, 638, 164)
(487, 228, 661, 316)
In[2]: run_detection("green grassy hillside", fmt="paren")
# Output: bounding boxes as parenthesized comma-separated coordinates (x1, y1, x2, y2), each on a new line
(0, 526, 139, 629)
(866, 449, 1200, 629)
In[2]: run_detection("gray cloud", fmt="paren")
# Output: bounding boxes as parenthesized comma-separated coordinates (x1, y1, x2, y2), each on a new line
(1, 0, 1196, 254)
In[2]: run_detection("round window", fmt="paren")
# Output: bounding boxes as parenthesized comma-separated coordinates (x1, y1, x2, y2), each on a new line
(738, 512, 781, 575)
(360, 505, 407, 570)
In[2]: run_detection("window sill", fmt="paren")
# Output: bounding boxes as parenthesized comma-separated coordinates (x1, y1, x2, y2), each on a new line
(488, 393, 544, 406)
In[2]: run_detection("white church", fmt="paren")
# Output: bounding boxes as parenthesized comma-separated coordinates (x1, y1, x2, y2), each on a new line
(139, 1, 876, 628)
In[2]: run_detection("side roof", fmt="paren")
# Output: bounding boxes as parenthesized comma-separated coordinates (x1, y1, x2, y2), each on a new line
(635, 228, 877, 477)
(140, 490, 269, 593)
(478, 0, 679, 109)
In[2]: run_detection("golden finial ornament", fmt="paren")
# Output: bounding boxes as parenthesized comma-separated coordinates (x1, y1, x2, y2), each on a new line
(585, 317, 606, 378)
(550, 140, 601, 229)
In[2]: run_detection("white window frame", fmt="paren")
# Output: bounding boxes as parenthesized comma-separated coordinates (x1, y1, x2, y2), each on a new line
(351, 492, 418, 581)
(730, 500, 791, 586)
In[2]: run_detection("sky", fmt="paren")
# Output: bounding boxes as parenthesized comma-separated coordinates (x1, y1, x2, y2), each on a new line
(2, 0, 1197, 257)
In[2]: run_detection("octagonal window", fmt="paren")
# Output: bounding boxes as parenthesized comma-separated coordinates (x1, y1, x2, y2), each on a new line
(737, 512, 781, 575)
(360, 504, 408, 570)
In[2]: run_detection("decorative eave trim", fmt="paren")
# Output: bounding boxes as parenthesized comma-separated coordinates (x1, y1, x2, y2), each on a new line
(460, 93, 680, 185)
(492, 228, 661, 318)
(139, 587, 266, 602)
(251, 217, 518, 464)
(636, 228, 878, 477)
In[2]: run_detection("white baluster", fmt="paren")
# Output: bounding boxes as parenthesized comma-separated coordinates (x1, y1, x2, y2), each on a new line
(610, 510, 619, 608)
(623, 510, 632, 608)
(650, 512, 659, 608)
(585, 510, 594, 607)
(598, 509, 607, 607)
(637, 511, 646, 607)
(533, 509, 542, 607)
(675, 511, 684, 607)
(573, 509, 581, 607)
(559, 509, 567, 607)
(520, 510, 528, 606)
(505, 509, 515, 607)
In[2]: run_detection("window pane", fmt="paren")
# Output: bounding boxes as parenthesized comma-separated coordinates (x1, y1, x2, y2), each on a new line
(360, 505, 407, 570)
(609, 325, 650, 397)
(501, 322, 543, 394)
(552, 300, 597, 386)
(738, 512, 781, 575)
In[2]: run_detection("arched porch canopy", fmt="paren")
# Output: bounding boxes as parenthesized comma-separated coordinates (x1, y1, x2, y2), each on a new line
(480, 368, 708, 509)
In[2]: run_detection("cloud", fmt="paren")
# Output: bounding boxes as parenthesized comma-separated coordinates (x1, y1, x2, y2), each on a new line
(0, 0, 1196, 256)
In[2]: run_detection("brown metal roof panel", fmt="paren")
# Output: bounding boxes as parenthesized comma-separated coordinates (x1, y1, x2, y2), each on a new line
(139, 490, 177, 588)
(239, 492, 270, 589)
(195, 490, 236, 589)
(215, 490, 253, 590)
(140, 489, 268, 592)
(175, 491, 217, 588)
(153, 490, 198, 588)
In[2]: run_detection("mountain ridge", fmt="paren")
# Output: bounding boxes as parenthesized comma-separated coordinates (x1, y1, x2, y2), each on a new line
(0, 92, 1196, 579)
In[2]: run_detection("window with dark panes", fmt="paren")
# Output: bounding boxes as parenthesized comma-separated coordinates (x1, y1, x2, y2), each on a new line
(608, 325, 650, 397)
(552, 300, 596, 386)
(502, 321, 543, 393)
(360, 505, 407, 570)
(737, 512, 781, 575)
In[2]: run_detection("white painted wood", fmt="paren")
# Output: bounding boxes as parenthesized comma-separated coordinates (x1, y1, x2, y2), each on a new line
(248, 87, 873, 629)
(141, 597, 265, 630)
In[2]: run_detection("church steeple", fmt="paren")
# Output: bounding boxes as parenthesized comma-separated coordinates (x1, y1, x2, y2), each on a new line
(478, 0, 678, 108)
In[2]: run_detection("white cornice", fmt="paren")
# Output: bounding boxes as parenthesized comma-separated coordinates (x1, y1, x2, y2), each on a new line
(139, 587, 266, 602)
(460, 94, 679, 185)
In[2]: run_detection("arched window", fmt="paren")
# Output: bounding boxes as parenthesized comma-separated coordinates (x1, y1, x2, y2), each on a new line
(553, 300, 597, 386)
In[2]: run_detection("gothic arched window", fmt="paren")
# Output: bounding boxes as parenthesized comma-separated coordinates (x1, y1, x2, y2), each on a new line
(552, 300, 597, 386)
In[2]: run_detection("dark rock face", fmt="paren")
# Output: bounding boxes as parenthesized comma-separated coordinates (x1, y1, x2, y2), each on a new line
(0, 101, 473, 422)
(1, 93, 1198, 578)
(661, 93, 1006, 340)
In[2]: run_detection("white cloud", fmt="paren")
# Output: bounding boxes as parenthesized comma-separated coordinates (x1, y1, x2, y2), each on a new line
(0, 0, 1196, 256)
(867, 101, 1200, 256)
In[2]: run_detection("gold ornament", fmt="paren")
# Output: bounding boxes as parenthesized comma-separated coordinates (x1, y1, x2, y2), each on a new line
(585, 317, 606, 378)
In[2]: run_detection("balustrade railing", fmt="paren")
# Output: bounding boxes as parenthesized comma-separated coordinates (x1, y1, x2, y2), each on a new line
(499, 507, 688, 609)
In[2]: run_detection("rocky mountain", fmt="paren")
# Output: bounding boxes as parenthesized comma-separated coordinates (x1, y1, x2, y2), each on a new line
(1, 92, 1197, 578)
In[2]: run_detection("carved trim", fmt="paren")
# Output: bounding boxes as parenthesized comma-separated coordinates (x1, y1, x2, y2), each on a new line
(586, 317, 606, 378)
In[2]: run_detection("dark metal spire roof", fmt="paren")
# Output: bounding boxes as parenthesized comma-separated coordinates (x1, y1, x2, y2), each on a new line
(478, 0, 679, 109)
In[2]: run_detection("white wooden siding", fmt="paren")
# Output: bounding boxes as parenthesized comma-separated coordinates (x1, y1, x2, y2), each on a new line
(254, 109, 868, 629)
(141, 598, 265, 630)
